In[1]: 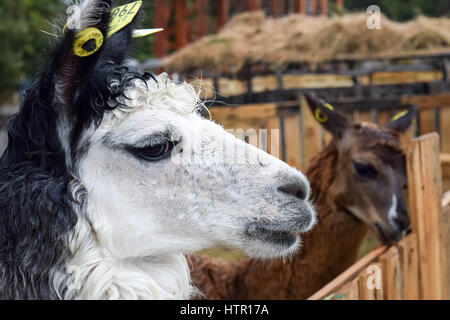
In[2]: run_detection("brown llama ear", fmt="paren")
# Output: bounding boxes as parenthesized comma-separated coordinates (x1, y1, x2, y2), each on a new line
(385, 105, 418, 133)
(304, 93, 349, 138)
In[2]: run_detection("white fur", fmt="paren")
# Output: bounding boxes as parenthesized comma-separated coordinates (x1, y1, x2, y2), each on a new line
(62, 74, 315, 300)
(66, 0, 110, 32)
(388, 194, 398, 229)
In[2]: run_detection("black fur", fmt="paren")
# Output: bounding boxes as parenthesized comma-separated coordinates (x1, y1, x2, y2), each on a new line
(0, 0, 145, 299)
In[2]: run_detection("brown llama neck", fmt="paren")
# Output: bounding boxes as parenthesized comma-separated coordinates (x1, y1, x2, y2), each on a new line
(190, 142, 369, 300)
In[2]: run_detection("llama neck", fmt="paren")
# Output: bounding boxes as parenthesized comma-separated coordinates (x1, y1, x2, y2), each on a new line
(60, 184, 196, 300)
(62, 218, 195, 300)
(229, 143, 369, 299)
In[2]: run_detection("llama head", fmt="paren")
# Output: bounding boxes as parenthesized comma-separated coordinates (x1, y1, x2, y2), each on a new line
(11, 0, 315, 267)
(305, 93, 416, 244)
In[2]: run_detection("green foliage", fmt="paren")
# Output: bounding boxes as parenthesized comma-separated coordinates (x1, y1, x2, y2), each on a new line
(0, 1, 159, 101)
(1, 0, 449, 101)
(345, 0, 450, 21)
(0, 0, 65, 101)
(133, 0, 157, 62)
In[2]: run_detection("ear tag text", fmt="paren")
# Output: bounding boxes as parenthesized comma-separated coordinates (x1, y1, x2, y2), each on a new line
(391, 109, 408, 122)
(73, 27, 104, 57)
(108, 1, 143, 37)
(315, 108, 328, 123)
(70, 1, 160, 56)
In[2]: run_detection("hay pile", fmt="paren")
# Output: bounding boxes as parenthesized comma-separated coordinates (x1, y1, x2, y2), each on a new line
(164, 12, 450, 72)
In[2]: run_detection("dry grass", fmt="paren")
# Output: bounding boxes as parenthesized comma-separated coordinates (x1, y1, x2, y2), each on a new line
(165, 11, 450, 72)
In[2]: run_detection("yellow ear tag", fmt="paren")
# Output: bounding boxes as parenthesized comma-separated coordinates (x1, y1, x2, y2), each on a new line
(324, 103, 335, 111)
(64, 1, 142, 36)
(108, 1, 143, 37)
(391, 109, 408, 122)
(315, 108, 328, 123)
(73, 27, 104, 57)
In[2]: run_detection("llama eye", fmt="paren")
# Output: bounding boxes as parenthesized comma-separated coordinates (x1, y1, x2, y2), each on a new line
(128, 141, 176, 161)
(353, 161, 378, 179)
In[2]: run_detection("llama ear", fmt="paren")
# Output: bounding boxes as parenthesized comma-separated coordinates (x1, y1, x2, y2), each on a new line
(45, 0, 113, 107)
(304, 93, 349, 137)
(385, 106, 418, 133)
(99, 0, 142, 64)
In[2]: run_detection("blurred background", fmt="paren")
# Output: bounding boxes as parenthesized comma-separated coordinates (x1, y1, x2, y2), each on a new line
(1, 0, 449, 104)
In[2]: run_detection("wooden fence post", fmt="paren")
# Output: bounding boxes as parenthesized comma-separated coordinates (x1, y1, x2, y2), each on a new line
(358, 263, 383, 300)
(319, 0, 328, 16)
(216, 0, 230, 30)
(300, 95, 323, 169)
(197, 0, 209, 39)
(407, 133, 448, 299)
(249, 0, 262, 11)
(294, 0, 307, 14)
(175, 0, 189, 49)
(272, 0, 282, 17)
(380, 247, 404, 299)
(155, 0, 169, 58)
(398, 234, 420, 299)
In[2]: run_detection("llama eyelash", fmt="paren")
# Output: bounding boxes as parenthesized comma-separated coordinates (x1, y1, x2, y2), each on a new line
(124, 137, 177, 151)
(122, 129, 182, 149)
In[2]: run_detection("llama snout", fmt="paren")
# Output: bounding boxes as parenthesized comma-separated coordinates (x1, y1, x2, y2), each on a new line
(271, 169, 317, 233)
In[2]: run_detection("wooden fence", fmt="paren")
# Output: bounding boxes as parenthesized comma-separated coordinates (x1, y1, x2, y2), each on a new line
(308, 133, 449, 300)
(154, 0, 340, 57)
(210, 98, 450, 298)
(188, 54, 450, 105)
(210, 94, 450, 181)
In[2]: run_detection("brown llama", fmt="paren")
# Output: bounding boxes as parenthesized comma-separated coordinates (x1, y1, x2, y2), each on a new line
(189, 94, 417, 299)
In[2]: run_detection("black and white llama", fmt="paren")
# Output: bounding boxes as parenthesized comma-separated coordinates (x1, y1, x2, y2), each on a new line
(0, 0, 316, 299)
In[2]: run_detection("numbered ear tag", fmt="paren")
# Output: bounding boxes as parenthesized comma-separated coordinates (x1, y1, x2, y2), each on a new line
(391, 109, 408, 122)
(73, 27, 104, 57)
(69, 1, 158, 57)
(108, 1, 143, 37)
(315, 108, 328, 123)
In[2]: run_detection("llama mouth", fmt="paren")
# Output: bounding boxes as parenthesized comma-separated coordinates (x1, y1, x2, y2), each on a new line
(375, 222, 402, 245)
(245, 224, 299, 247)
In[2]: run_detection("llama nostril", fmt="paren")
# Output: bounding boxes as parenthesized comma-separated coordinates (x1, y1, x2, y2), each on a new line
(278, 183, 308, 201)
(295, 190, 306, 200)
(393, 216, 410, 232)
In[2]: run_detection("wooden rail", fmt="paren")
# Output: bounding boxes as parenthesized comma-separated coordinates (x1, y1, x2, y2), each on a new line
(191, 68, 448, 101)
(308, 133, 449, 300)
(210, 94, 450, 174)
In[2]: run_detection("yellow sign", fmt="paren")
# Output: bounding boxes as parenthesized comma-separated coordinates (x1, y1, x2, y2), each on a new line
(73, 27, 104, 57)
(391, 109, 409, 122)
(108, 1, 142, 37)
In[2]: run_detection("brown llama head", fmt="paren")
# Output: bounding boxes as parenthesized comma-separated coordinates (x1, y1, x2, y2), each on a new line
(305, 93, 417, 244)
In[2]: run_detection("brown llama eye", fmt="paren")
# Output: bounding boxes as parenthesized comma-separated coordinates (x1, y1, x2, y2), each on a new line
(353, 161, 378, 179)
(128, 141, 176, 161)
